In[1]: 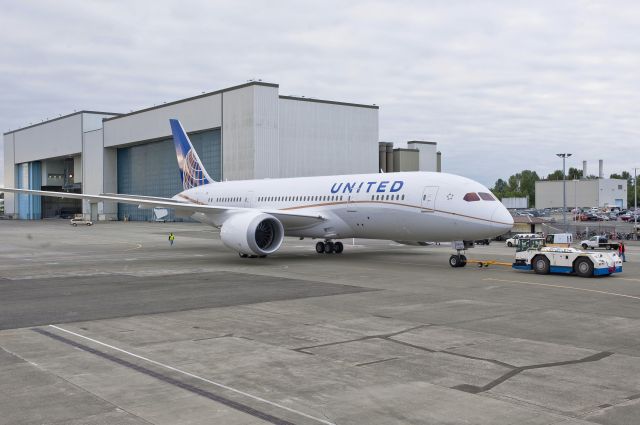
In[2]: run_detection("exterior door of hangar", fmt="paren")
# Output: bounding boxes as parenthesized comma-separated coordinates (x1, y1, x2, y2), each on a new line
(421, 186, 439, 212)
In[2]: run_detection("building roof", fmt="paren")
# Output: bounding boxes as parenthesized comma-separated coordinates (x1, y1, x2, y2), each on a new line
(4, 110, 122, 135)
(103, 81, 279, 122)
(279, 95, 378, 109)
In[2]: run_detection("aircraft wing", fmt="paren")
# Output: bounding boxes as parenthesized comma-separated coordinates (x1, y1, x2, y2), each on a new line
(0, 187, 326, 228)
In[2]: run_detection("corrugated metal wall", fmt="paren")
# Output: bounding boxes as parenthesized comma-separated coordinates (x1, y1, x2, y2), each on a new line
(222, 86, 255, 181)
(82, 129, 104, 196)
(103, 94, 221, 147)
(3, 133, 15, 214)
(252, 85, 280, 179)
(278, 98, 378, 177)
(535, 180, 599, 209)
(13, 114, 82, 163)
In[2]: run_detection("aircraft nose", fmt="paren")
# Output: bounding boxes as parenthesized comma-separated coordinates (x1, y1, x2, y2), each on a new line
(491, 204, 514, 231)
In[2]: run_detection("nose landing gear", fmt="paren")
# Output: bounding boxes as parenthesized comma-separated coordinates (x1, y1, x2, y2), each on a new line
(449, 254, 467, 268)
(316, 240, 344, 254)
(449, 240, 472, 267)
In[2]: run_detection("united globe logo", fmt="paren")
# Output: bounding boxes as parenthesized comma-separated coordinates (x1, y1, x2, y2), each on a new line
(182, 149, 209, 190)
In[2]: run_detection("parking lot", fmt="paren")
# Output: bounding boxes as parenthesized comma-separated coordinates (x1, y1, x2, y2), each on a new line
(1, 220, 640, 425)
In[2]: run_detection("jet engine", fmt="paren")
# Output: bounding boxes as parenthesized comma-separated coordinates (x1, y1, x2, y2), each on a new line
(220, 212, 284, 256)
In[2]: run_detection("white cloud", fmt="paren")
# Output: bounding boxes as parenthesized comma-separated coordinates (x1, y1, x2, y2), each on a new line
(1, 0, 639, 186)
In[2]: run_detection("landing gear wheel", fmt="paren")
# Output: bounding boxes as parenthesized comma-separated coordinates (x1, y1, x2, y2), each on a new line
(334, 242, 344, 254)
(449, 255, 461, 268)
(324, 242, 335, 254)
(533, 256, 550, 275)
(575, 258, 594, 277)
(239, 253, 248, 258)
(459, 255, 467, 267)
(315, 242, 325, 253)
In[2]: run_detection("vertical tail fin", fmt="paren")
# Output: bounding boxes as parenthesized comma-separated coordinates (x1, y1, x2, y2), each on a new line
(169, 119, 214, 190)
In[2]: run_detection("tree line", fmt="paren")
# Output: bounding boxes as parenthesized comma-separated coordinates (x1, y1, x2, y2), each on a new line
(490, 169, 639, 207)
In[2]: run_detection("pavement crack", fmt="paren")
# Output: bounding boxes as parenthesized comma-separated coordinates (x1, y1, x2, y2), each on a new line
(356, 357, 398, 367)
(438, 349, 516, 369)
(292, 324, 431, 354)
(383, 337, 436, 353)
(453, 351, 615, 394)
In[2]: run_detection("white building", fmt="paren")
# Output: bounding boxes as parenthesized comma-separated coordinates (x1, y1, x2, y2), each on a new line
(535, 179, 627, 209)
(3, 82, 379, 220)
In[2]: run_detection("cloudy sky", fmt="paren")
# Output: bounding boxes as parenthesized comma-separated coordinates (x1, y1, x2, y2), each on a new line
(1, 0, 639, 187)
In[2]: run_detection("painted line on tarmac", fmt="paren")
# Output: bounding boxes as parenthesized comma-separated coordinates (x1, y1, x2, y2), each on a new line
(483, 278, 640, 301)
(47, 325, 336, 425)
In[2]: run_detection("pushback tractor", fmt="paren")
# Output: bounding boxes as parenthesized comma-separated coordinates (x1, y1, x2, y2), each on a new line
(512, 238, 622, 277)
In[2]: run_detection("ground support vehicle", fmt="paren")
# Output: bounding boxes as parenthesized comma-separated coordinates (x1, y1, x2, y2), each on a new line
(512, 238, 622, 277)
(580, 236, 619, 251)
(545, 233, 573, 247)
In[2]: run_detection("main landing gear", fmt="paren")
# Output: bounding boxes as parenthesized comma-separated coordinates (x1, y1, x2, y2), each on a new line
(316, 240, 344, 254)
(238, 253, 267, 258)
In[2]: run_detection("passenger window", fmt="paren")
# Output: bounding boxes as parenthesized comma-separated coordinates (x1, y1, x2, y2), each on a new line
(402, 194, 405, 200)
(479, 192, 495, 201)
(463, 193, 481, 202)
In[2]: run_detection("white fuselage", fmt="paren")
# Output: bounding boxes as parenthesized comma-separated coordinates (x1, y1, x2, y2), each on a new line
(176, 171, 513, 242)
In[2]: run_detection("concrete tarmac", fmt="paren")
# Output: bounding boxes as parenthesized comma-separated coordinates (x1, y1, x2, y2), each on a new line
(1, 220, 639, 425)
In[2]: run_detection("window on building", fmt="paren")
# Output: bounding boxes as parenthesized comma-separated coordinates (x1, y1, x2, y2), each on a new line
(463, 192, 481, 202)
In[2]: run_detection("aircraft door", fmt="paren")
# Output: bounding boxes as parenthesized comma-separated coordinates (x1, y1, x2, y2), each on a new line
(245, 191, 255, 208)
(421, 186, 439, 212)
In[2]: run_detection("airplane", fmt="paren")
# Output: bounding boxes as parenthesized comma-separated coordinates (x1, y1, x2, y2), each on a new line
(1, 119, 513, 266)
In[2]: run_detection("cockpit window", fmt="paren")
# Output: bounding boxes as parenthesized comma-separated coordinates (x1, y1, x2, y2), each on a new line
(463, 192, 481, 202)
(478, 192, 495, 201)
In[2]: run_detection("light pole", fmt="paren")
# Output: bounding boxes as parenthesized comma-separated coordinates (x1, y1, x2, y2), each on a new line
(557, 153, 572, 232)
(634, 168, 638, 240)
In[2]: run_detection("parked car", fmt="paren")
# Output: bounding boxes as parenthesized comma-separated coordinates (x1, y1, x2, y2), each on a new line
(70, 216, 93, 227)
(505, 233, 538, 248)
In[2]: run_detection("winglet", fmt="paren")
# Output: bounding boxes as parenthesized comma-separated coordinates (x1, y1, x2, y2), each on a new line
(170, 119, 214, 190)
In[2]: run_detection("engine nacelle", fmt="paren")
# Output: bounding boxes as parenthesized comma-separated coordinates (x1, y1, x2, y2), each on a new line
(220, 212, 284, 256)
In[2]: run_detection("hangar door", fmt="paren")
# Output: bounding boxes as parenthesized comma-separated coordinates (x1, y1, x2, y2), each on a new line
(117, 129, 221, 221)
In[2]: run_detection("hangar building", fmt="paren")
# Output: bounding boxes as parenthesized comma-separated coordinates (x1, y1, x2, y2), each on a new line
(3, 82, 379, 221)
(535, 179, 627, 209)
